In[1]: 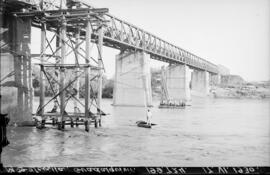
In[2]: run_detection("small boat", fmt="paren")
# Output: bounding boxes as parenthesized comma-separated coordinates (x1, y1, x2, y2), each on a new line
(136, 120, 156, 128)
(137, 123, 151, 128)
(158, 99, 186, 109)
(158, 104, 185, 109)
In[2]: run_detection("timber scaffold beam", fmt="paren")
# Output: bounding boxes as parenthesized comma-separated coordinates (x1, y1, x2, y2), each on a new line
(13, 7, 109, 40)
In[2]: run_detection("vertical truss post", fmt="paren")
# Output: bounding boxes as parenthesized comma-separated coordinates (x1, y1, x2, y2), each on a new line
(97, 24, 104, 126)
(85, 17, 91, 125)
(60, 0, 67, 9)
(60, 17, 66, 126)
(39, 22, 46, 117)
(142, 32, 146, 51)
(74, 27, 80, 113)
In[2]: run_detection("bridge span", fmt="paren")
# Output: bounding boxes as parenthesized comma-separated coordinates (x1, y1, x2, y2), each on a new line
(0, 0, 224, 124)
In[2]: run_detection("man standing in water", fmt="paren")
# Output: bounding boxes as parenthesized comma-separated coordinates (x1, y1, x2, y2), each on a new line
(146, 108, 152, 127)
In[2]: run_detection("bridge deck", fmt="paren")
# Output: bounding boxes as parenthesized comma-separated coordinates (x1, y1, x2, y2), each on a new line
(4, 0, 219, 74)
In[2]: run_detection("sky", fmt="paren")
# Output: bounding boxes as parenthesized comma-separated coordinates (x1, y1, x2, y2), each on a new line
(32, 0, 270, 81)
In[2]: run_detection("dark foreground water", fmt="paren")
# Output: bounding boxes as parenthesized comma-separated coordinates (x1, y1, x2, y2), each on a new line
(2, 97, 270, 166)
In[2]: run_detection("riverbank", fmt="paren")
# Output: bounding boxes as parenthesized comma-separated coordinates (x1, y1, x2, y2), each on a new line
(210, 81, 270, 99)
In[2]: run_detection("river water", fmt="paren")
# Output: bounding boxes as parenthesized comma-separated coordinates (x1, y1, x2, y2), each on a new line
(2, 97, 270, 166)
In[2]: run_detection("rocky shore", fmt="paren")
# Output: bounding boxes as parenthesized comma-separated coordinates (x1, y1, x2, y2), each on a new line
(210, 76, 270, 99)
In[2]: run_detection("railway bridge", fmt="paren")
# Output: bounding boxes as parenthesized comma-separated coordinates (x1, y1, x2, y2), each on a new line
(0, 0, 226, 124)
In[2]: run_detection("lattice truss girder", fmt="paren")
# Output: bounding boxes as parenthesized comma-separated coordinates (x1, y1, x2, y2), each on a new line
(102, 15, 218, 74)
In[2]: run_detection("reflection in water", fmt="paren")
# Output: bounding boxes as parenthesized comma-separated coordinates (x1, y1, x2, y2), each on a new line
(2, 98, 270, 166)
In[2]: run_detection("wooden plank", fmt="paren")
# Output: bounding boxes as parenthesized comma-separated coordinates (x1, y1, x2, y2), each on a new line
(84, 17, 91, 122)
(43, 113, 97, 118)
(39, 23, 46, 117)
(60, 17, 66, 123)
(74, 28, 80, 114)
(97, 25, 104, 126)
(35, 63, 99, 69)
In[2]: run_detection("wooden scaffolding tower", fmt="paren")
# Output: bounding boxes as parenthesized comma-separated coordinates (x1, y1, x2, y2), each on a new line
(12, 1, 109, 131)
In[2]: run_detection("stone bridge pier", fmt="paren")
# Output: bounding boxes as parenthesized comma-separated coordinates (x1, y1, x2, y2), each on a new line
(113, 51, 152, 107)
(113, 54, 220, 106)
(164, 64, 192, 104)
(191, 70, 210, 96)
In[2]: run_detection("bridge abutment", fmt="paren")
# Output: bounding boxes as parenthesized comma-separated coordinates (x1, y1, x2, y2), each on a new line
(191, 70, 210, 96)
(165, 64, 192, 104)
(113, 51, 152, 107)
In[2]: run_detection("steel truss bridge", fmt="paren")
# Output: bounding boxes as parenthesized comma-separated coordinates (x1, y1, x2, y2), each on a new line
(3, 0, 219, 74)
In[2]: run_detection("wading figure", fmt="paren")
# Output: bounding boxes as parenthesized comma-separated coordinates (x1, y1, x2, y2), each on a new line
(0, 95, 10, 171)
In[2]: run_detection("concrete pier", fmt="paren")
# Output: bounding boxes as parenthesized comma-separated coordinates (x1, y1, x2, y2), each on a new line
(165, 64, 191, 103)
(191, 70, 210, 96)
(113, 51, 152, 107)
